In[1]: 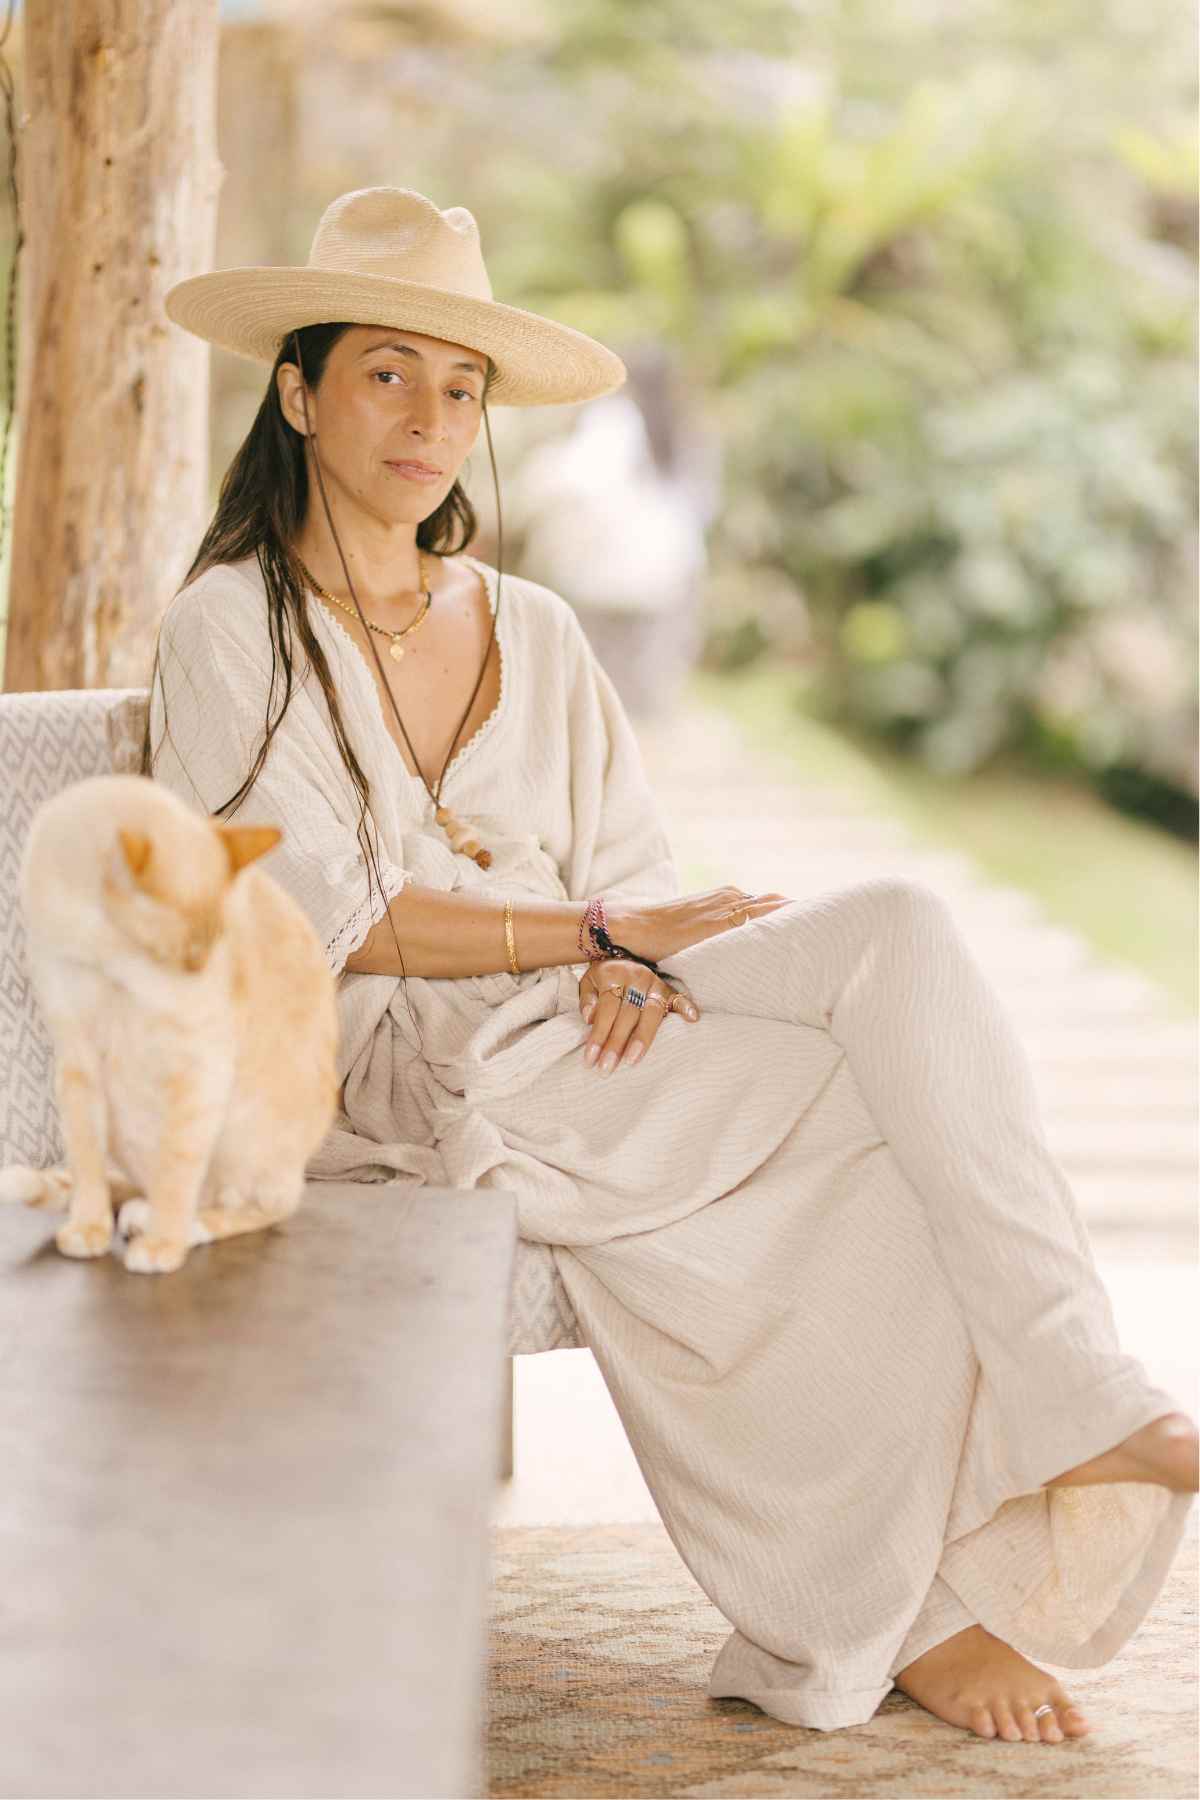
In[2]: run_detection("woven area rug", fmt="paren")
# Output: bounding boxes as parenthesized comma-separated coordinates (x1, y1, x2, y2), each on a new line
(485, 1517, 1198, 1798)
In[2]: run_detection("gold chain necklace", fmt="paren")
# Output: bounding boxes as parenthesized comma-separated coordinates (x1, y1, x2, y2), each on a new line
(294, 548, 495, 869)
(297, 550, 432, 661)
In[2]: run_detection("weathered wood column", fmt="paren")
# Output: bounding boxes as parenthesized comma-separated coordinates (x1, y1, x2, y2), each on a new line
(4, 0, 223, 693)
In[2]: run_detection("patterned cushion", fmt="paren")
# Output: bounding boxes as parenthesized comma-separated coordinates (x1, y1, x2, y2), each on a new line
(0, 688, 582, 1355)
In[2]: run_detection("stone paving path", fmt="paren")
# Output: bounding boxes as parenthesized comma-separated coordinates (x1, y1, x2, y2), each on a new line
(635, 698, 1198, 1260)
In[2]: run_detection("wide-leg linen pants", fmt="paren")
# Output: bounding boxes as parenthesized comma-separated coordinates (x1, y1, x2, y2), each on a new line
(475, 876, 1194, 1730)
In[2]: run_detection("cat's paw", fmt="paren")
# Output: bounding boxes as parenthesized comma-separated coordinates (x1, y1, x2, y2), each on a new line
(123, 1234, 188, 1275)
(119, 1199, 212, 1249)
(55, 1218, 114, 1258)
(116, 1198, 153, 1240)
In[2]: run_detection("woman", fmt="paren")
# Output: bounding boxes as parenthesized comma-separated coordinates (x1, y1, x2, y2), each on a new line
(150, 186, 1197, 1741)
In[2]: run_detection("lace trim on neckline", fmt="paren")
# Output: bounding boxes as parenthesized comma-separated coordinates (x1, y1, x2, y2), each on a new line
(309, 553, 508, 795)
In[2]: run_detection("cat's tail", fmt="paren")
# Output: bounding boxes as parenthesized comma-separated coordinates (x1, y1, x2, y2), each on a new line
(0, 1165, 73, 1210)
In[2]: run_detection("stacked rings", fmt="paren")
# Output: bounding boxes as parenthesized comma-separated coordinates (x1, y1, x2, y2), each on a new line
(582, 979, 678, 1014)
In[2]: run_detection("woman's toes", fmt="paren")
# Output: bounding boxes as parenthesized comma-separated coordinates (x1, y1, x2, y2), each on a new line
(967, 1703, 996, 1738)
(1014, 1703, 1045, 1742)
(994, 1703, 1023, 1741)
(1037, 1707, 1065, 1742)
(1060, 1703, 1091, 1737)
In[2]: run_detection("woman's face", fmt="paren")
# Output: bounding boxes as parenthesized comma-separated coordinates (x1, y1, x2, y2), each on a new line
(279, 324, 488, 517)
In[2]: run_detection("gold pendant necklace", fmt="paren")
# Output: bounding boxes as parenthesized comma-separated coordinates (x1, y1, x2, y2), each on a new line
(295, 548, 495, 869)
(300, 550, 432, 661)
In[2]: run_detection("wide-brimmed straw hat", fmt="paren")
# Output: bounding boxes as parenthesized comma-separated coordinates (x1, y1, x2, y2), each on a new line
(163, 185, 627, 408)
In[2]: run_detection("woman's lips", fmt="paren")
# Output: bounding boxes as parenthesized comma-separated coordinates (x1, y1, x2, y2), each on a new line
(385, 460, 443, 484)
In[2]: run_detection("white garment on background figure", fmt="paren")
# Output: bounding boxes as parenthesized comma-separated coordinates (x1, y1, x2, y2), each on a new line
(149, 550, 1194, 1730)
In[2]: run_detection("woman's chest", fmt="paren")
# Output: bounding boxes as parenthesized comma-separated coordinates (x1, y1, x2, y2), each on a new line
(314, 560, 503, 790)
(355, 621, 502, 789)
(308, 579, 576, 882)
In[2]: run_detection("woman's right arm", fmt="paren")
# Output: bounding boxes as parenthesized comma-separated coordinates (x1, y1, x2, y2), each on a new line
(343, 885, 594, 978)
(343, 884, 789, 979)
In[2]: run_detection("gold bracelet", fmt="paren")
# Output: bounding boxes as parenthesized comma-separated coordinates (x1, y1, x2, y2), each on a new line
(504, 896, 521, 975)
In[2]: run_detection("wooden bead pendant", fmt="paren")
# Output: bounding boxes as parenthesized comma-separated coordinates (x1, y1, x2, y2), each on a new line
(435, 803, 492, 869)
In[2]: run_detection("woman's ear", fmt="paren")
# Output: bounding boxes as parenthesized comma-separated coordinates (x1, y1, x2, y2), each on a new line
(276, 365, 313, 438)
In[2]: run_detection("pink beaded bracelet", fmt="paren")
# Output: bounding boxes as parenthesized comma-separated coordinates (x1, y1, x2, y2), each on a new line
(578, 895, 608, 961)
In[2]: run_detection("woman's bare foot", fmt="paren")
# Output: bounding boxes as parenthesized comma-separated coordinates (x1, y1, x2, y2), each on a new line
(893, 1624, 1090, 1742)
(1045, 1410, 1198, 1494)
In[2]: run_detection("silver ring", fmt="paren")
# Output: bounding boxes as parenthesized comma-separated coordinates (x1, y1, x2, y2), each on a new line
(626, 988, 646, 1009)
(1032, 1704, 1054, 1719)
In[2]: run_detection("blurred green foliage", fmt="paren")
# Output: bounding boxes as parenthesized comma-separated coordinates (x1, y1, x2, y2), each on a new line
(528, 0, 1199, 831)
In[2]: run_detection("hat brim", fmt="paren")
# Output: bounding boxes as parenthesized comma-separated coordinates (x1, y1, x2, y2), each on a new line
(162, 267, 626, 407)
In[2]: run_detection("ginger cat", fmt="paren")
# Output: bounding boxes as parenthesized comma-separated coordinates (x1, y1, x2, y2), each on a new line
(0, 773, 339, 1274)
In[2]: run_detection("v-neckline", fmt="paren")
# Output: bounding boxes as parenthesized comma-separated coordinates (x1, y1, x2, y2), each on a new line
(308, 553, 508, 799)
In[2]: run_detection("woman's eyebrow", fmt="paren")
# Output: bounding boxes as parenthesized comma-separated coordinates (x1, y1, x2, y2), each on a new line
(358, 338, 486, 376)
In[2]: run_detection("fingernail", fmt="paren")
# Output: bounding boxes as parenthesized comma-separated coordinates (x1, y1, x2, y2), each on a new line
(626, 1042, 644, 1065)
(584, 1043, 599, 1066)
(599, 1050, 617, 1074)
(686, 1004, 698, 1018)
(582, 1003, 595, 1020)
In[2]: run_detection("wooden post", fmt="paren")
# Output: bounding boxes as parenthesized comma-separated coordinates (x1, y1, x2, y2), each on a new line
(4, 0, 223, 693)
(499, 1352, 515, 1479)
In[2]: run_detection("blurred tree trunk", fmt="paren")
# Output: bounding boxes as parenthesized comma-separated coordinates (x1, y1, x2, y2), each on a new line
(4, 0, 222, 693)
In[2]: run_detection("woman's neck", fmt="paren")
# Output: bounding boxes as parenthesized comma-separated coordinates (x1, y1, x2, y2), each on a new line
(292, 533, 442, 611)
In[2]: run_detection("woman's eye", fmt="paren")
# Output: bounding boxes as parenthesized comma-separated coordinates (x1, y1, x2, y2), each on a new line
(373, 371, 476, 401)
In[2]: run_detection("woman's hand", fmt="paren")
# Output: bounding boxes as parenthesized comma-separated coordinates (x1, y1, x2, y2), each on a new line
(605, 886, 794, 965)
(577, 957, 698, 1074)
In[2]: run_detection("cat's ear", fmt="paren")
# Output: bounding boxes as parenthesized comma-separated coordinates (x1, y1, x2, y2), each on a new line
(212, 823, 283, 879)
(116, 828, 153, 881)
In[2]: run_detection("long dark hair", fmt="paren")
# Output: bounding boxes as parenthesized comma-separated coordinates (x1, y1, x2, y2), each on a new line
(141, 320, 499, 1060)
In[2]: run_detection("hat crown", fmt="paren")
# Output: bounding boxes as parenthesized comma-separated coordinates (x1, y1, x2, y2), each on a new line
(307, 186, 493, 303)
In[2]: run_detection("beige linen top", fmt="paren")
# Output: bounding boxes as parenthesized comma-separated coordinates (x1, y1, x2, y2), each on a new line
(149, 549, 681, 1164)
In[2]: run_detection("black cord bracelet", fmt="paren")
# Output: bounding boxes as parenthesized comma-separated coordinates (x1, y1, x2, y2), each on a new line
(588, 920, 666, 981)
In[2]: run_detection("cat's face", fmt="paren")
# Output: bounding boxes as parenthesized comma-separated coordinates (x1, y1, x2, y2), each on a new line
(103, 817, 282, 975)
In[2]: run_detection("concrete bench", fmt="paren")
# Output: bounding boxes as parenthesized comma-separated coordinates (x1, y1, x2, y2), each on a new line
(0, 686, 593, 1793)
(0, 1179, 516, 1798)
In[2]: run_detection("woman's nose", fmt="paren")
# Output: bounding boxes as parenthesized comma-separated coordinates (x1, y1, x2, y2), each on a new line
(406, 387, 448, 433)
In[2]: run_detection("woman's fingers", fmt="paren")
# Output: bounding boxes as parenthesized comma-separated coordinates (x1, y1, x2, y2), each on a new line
(742, 891, 791, 912)
(583, 980, 645, 1072)
(600, 975, 660, 1072)
(579, 963, 696, 1072)
(580, 976, 622, 1066)
(615, 977, 673, 1070)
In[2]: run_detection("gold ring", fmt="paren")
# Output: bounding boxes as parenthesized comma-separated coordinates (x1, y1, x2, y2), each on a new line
(643, 991, 670, 1012)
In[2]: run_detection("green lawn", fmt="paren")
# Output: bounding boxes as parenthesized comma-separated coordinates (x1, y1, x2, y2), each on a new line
(689, 662, 1198, 1019)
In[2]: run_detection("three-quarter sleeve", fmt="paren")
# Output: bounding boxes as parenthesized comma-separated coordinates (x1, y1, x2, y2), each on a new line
(148, 581, 412, 976)
(561, 604, 681, 907)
